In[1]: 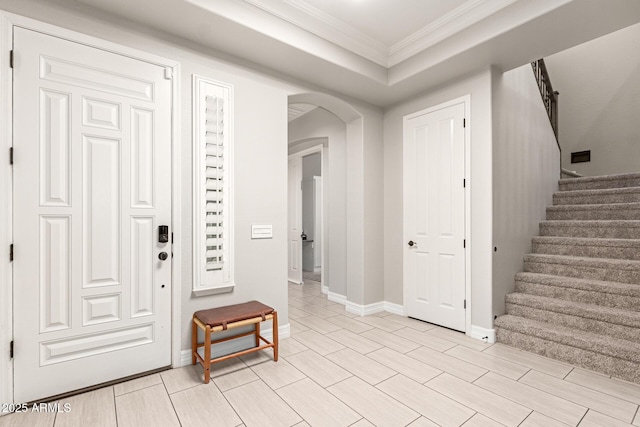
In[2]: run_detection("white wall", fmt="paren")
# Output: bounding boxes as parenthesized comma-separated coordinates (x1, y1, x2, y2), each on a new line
(492, 64, 560, 317)
(289, 109, 346, 297)
(545, 23, 640, 176)
(0, 0, 315, 354)
(383, 69, 494, 329)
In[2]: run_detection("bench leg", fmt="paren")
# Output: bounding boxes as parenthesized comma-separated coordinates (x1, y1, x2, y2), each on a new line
(255, 322, 260, 347)
(204, 325, 211, 384)
(273, 311, 278, 362)
(191, 318, 197, 365)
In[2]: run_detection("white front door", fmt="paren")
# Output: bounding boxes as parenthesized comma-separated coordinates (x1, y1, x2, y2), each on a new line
(13, 28, 172, 402)
(403, 101, 466, 331)
(288, 157, 302, 284)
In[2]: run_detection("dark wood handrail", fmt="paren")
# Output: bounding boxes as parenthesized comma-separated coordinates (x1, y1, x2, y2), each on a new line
(531, 59, 559, 146)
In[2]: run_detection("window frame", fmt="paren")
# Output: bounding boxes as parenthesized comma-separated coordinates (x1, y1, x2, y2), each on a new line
(192, 75, 234, 296)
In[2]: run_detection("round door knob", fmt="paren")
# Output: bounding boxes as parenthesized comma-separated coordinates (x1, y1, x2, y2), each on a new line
(408, 240, 417, 247)
(158, 252, 168, 261)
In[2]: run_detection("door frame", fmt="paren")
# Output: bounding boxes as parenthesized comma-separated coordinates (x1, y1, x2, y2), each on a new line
(402, 94, 472, 336)
(0, 11, 182, 405)
(287, 144, 325, 291)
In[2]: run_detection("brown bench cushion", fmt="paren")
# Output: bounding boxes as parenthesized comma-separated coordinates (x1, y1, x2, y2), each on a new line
(194, 301, 275, 330)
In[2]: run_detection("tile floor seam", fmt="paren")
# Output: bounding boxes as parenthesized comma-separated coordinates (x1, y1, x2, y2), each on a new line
(214, 378, 244, 426)
(421, 375, 504, 423)
(159, 375, 182, 426)
(563, 367, 576, 380)
(518, 372, 635, 424)
(218, 377, 261, 393)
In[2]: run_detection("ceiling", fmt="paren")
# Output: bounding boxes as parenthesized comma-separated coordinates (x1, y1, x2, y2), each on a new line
(70, 0, 640, 107)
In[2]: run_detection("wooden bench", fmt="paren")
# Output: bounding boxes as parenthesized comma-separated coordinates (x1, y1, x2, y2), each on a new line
(191, 301, 278, 383)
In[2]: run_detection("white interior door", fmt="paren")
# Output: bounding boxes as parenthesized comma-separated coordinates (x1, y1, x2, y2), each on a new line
(403, 102, 466, 331)
(288, 157, 302, 284)
(13, 28, 172, 402)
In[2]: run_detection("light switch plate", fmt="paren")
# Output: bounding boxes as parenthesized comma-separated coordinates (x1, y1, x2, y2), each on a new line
(251, 224, 273, 239)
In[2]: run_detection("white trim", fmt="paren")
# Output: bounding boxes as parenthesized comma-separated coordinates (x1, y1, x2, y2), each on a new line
(383, 301, 405, 316)
(327, 291, 346, 305)
(388, 0, 519, 66)
(0, 11, 182, 401)
(178, 323, 291, 367)
(170, 63, 183, 369)
(403, 94, 472, 336)
(288, 143, 325, 292)
(0, 12, 13, 409)
(339, 299, 405, 316)
(346, 301, 385, 317)
(469, 325, 496, 344)
(192, 75, 235, 296)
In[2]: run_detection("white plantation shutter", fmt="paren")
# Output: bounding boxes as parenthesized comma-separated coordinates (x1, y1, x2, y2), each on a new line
(204, 95, 224, 271)
(193, 76, 234, 295)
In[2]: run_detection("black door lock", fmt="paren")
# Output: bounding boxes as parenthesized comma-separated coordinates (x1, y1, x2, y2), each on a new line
(159, 225, 169, 243)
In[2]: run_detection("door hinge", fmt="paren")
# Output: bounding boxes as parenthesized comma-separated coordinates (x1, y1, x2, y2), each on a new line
(464, 299, 467, 309)
(463, 179, 466, 188)
(9, 50, 13, 68)
(463, 239, 466, 249)
(9, 147, 13, 165)
(9, 341, 13, 359)
(463, 118, 466, 128)
(9, 244, 13, 262)
(171, 232, 174, 244)
(164, 67, 172, 80)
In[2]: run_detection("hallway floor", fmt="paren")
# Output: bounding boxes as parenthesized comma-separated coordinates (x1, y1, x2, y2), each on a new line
(2, 280, 640, 426)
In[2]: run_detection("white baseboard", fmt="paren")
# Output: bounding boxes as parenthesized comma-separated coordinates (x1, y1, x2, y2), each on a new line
(346, 301, 385, 316)
(383, 301, 405, 316)
(178, 323, 291, 367)
(469, 325, 496, 344)
(327, 291, 346, 305)
(321, 285, 329, 295)
(329, 296, 405, 317)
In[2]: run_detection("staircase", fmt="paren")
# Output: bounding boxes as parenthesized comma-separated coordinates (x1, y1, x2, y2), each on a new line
(495, 172, 640, 383)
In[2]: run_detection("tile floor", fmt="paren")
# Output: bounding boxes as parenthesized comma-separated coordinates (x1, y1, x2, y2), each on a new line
(2, 280, 640, 427)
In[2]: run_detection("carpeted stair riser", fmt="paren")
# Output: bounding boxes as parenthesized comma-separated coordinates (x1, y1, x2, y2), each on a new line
(553, 187, 640, 205)
(539, 221, 640, 239)
(495, 326, 640, 383)
(558, 173, 640, 191)
(546, 203, 640, 221)
(515, 279, 640, 312)
(532, 237, 640, 260)
(523, 255, 640, 285)
(497, 172, 640, 383)
(505, 294, 640, 342)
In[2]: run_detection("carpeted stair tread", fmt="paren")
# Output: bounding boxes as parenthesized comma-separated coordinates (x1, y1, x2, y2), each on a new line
(505, 293, 640, 329)
(524, 253, 640, 271)
(515, 272, 640, 298)
(524, 254, 640, 284)
(559, 172, 640, 191)
(539, 220, 640, 239)
(546, 202, 640, 221)
(495, 322, 640, 383)
(515, 275, 640, 312)
(494, 315, 640, 364)
(531, 236, 640, 260)
(553, 187, 640, 205)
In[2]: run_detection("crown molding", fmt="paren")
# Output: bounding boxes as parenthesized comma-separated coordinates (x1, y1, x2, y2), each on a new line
(242, 0, 519, 68)
(243, 0, 389, 66)
(389, 0, 519, 66)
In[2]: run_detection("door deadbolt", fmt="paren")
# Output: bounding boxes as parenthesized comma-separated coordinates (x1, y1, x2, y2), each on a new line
(159, 225, 169, 243)
(158, 252, 168, 261)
